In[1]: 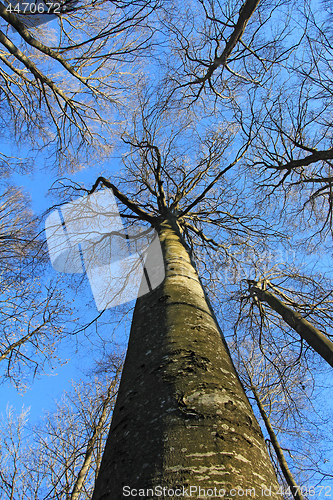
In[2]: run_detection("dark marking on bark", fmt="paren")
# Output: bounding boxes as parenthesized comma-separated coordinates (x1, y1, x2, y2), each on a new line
(225, 400, 236, 411)
(158, 294, 171, 302)
(177, 394, 206, 419)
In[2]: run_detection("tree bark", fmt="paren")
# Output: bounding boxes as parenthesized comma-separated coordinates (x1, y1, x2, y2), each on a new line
(250, 385, 304, 500)
(251, 287, 333, 369)
(92, 217, 280, 499)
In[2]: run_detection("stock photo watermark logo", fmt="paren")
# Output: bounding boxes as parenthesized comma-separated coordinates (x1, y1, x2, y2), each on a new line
(4, 0, 78, 28)
(45, 189, 165, 310)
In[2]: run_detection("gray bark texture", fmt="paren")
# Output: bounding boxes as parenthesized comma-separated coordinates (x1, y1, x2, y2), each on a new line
(92, 218, 280, 499)
(251, 287, 333, 369)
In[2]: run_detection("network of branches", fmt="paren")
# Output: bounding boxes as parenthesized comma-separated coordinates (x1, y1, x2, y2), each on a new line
(1, 0, 333, 497)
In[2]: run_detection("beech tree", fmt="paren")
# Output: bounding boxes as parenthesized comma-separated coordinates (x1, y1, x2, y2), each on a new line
(84, 81, 332, 493)
(2, 0, 333, 497)
(248, 279, 333, 368)
(230, 271, 333, 487)
(68, 107, 286, 498)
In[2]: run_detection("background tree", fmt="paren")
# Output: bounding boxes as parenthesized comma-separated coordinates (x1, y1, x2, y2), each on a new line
(0, 354, 122, 499)
(0, 0, 160, 170)
(232, 339, 327, 500)
(229, 269, 333, 487)
(248, 279, 333, 368)
(0, 180, 75, 389)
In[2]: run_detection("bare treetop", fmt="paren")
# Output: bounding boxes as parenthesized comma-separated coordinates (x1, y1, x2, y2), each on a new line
(0, 0, 160, 169)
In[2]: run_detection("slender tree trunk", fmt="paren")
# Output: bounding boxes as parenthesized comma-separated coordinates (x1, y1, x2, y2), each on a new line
(250, 385, 303, 500)
(92, 217, 280, 499)
(251, 286, 333, 368)
(70, 373, 120, 500)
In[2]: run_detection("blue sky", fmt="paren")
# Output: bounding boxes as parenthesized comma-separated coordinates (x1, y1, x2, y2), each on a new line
(1, 2, 333, 487)
(0, 131, 129, 423)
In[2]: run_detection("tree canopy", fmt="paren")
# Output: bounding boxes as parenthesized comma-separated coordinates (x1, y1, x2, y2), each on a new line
(1, 0, 333, 496)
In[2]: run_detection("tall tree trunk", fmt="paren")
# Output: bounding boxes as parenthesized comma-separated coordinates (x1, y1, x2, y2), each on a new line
(250, 385, 304, 500)
(92, 217, 280, 499)
(250, 286, 333, 369)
